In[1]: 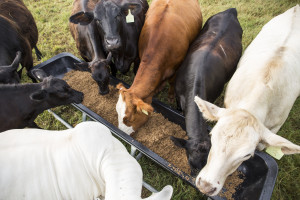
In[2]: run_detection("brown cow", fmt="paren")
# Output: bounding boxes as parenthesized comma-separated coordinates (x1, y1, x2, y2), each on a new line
(116, 0, 202, 135)
(0, 0, 41, 83)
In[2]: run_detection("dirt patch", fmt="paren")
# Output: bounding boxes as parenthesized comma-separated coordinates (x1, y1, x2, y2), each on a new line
(64, 70, 244, 196)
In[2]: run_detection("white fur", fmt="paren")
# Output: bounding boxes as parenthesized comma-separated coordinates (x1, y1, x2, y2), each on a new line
(0, 121, 173, 200)
(195, 5, 300, 196)
(116, 93, 135, 135)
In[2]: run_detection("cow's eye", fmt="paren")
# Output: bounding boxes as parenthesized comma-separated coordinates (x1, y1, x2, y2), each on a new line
(116, 13, 122, 18)
(244, 154, 251, 158)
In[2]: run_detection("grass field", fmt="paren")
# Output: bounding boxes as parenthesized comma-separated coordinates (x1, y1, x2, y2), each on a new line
(24, 0, 300, 199)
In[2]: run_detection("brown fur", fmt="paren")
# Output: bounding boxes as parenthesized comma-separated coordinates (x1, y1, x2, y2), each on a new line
(263, 46, 285, 84)
(0, 0, 38, 70)
(118, 0, 202, 131)
(69, 0, 99, 61)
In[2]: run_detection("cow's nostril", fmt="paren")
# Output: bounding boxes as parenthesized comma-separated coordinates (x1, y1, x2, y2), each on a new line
(207, 187, 217, 196)
(106, 38, 118, 45)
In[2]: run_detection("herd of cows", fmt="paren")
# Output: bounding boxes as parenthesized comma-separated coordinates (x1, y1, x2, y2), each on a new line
(0, 0, 299, 199)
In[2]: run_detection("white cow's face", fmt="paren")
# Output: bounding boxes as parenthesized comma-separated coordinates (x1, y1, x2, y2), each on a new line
(116, 83, 154, 135)
(195, 110, 260, 196)
(193, 96, 300, 196)
(116, 92, 135, 135)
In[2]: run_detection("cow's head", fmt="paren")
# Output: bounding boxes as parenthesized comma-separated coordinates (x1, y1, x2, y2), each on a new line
(0, 51, 21, 84)
(144, 185, 173, 200)
(30, 69, 84, 106)
(116, 83, 153, 135)
(74, 53, 112, 95)
(69, 0, 142, 51)
(170, 136, 211, 176)
(193, 96, 300, 196)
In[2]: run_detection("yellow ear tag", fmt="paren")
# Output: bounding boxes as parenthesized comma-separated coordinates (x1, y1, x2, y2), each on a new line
(126, 9, 134, 23)
(17, 64, 22, 72)
(142, 109, 148, 115)
(265, 146, 284, 160)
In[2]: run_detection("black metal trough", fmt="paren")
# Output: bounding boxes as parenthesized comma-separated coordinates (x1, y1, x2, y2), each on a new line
(30, 52, 278, 200)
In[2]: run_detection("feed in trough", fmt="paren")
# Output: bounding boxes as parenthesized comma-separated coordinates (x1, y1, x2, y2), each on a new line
(63, 70, 244, 196)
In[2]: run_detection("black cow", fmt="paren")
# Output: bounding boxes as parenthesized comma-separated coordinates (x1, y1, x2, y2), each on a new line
(0, 69, 83, 132)
(171, 8, 243, 175)
(69, 0, 148, 95)
(0, 0, 42, 83)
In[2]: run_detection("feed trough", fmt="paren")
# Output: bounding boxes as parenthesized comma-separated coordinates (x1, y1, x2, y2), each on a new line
(30, 52, 278, 200)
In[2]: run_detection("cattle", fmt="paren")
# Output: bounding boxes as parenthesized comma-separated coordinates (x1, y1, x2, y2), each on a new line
(170, 8, 243, 175)
(193, 5, 300, 196)
(69, 0, 148, 95)
(0, 0, 41, 83)
(0, 121, 173, 200)
(116, 0, 203, 135)
(0, 69, 83, 132)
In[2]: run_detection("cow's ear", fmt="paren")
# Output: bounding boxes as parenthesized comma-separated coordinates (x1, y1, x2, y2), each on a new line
(9, 51, 21, 72)
(122, 3, 142, 15)
(260, 126, 300, 154)
(29, 90, 48, 102)
(170, 136, 187, 149)
(134, 98, 153, 116)
(194, 96, 225, 121)
(74, 62, 90, 72)
(69, 11, 94, 25)
(116, 83, 126, 91)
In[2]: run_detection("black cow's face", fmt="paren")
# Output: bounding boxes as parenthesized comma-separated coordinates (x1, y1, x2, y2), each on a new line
(69, 1, 142, 51)
(171, 136, 211, 176)
(94, 1, 123, 51)
(30, 77, 84, 106)
(91, 60, 110, 95)
(73, 53, 112, 95)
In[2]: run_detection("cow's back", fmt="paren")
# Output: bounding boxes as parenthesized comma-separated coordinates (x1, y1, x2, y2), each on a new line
(0, 0, 38, 49)
(176, 8, 242, 103)
(0, 0, 36, 69)
(139, 0, 202, 64)
(225, 5, 300, 132)
(0, 122, 111, 199)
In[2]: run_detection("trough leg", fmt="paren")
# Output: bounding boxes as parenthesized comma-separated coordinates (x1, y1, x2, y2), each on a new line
(47, 109, 73, 129)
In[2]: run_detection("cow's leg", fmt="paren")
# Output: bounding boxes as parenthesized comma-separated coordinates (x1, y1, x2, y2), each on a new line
(167, 74, 176, 105)
(110, 61, 117, 77)
(175, 95, 182, 112)
(34, 46, 43, 61)
(88, 24, 106, 63)
(133, 57, 140, 74)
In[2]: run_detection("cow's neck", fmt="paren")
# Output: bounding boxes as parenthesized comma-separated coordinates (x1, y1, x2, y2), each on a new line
(129, 63, 163, 103)
(228, 93, 272, 133)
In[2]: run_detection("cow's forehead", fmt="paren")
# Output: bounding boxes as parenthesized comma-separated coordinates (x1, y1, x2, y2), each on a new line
(96, 1, 120, 13)
(211, 110, 260, 151)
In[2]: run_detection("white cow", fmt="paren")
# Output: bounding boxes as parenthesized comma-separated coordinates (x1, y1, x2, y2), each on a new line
(0, 121, 173, 200)
(193, 5, 300, 196)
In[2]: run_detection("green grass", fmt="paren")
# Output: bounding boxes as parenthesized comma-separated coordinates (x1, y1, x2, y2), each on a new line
(23, 0, 300, 199)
